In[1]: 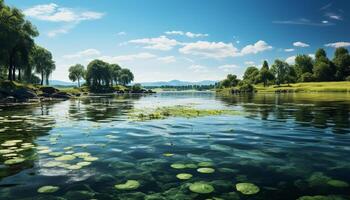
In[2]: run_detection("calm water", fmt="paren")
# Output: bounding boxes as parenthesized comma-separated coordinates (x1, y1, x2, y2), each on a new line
(0, 92, 350, 200)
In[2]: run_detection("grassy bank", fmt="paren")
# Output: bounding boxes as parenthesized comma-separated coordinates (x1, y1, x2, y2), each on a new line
(217, 81, 350, 94)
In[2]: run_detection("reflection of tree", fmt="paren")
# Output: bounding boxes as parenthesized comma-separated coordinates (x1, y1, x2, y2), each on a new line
(216, 93, 350, 134)
(0, 104, 55, 180)
(78, 94, 141, 122)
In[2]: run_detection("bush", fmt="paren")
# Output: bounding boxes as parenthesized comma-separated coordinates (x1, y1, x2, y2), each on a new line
(238, 81, 255, 93)
(300, 72, 314, 82)
(131, 83, 143, 93)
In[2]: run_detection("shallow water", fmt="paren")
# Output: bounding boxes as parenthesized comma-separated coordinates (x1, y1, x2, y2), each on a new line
(0, 92, 350, 200)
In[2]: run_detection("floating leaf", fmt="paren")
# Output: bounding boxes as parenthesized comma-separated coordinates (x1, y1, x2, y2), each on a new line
(236, 183, 260, 195)
(115, 180, 140, 190)
(37, 185, 59, 193)
(176, 173, 193, 180)
(197, 167, 215, 174)
(189, 182, 214, 194)
(171, 163, 186, 169)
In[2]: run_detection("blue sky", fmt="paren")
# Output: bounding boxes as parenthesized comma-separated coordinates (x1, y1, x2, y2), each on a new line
(6, 0, 350, 82)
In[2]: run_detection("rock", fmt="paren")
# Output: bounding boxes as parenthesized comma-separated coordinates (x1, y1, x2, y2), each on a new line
(13, 88, 37, 100)
(52, 92, 71, 99)
(40, 86, 59, 94)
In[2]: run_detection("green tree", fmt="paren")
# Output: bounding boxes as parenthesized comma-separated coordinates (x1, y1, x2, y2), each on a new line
(0, 1, 38, 81)
(333, 47, 350, 80)
(220, 74, 240, 88)
(294, 54, 314, 81)
(30, 46, 55, 85)
(259, 61, 274, 87)
(119, 68, 134, 86)
(271, 59, 291, 85)
(313, 48, 334, 81)
(86, 59, 112, 87)
(68, 64, 85, 87)
(243, 66, 259, 83)
(109, 64, 121, 86)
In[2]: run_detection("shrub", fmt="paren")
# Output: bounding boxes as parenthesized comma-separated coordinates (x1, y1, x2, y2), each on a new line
(300, 72, 314, 82)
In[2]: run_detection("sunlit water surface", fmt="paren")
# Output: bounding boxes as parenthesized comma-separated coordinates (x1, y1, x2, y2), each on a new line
(0, 92, 350, 200)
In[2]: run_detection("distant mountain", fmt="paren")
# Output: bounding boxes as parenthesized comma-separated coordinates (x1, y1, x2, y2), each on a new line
(138, 80, 218, 87)
(49, 80, 77, 86)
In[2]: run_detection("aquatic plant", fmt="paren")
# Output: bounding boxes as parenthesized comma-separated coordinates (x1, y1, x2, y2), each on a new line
(37, 185, 59, 193)
(115, 180, 140, 190)
(170, 163, 186, 169)
(4, 157, 25, 165)
(198, 162, 214, 167)
(197, 167, 215, 174)
(55, 155, 76, 161)
(185, 164, 198, 169)
(176, 173, 193, 180)
(327, 179, 349, 188)
(296, 195, 347, 200)
(84, 156, 98, 161)
(42, 161, 61, 168)
(163, 153, 174, 157)
(189, 182, 214, 194)
(77, 161, 91, 166)
(235, 182, 260, 195)
(129, 105, 241, 121)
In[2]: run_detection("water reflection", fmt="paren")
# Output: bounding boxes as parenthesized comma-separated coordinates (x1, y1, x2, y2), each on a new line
(217, 93, 350, 134)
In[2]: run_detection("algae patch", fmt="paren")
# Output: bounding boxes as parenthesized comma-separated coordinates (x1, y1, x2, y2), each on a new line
(129, 105, 241, 121)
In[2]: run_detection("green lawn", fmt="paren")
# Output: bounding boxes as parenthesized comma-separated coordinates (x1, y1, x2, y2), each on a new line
(256, 81, 350, 93)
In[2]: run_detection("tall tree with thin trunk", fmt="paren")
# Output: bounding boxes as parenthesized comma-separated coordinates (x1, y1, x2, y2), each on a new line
(69, 64, 85, 87)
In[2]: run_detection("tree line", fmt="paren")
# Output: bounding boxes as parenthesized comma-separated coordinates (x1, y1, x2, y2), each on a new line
(219, 48, 350, 89)
(0, 0, 55, 85)
(68, 60, 134, 88)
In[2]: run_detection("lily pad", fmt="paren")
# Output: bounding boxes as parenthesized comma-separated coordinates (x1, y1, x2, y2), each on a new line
(197, 167, 215, 174)
(37, 185, 59, 193)
(115, 180, 140, 190)
(189, 182, 214, 194)
(67, 165, 82, 170)
(185, 164, 197, 169)
(4, 157, 25, 165)
(55, 155, 76, 161)
(77, 161, 91, 167)
(49, 152, 64, 157)
(43, 161, 62, 168)
(171, 163, 186, 169)
(73, 152, 91, 158)
(327, 180, 349, 188)
(0, 149, 14, 154)
(236, 183, 260, 195)
(198, 162, 214, 167)
(84, 156, 98, 161)
(163, 153, 174, 157)
(176, 173, 193, 180)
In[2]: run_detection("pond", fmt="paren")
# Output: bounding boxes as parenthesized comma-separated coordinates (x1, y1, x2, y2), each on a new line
(0, 92, 350, 200)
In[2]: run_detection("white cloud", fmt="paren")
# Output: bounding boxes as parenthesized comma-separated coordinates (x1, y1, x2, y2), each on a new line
(240, 40, 273, 55)
(326, 13, 342, 21)
(157, 56, 176, 63)
(218, 64, 238, 72)
(189, 65, 208, 73)
(24, 3, 104, 37)
(308, 54, 315, 59)
(179, 40, 272, 58)
(285, 56, 296, 64)
(284, 48, 295, 52)
(244, 61, 255, 65)
(117, 31, 127, 36)
(128, 36, 179, 51)
(63, 49, 101, 59)
(293, 41, 310, 47)
(24, 3, 104, 22)
(99, 53, 156, 63)
(179, 41, 240, 58)
(165, 31, 208, 38)
(273, 18, 334, 26)
(325, 42, 350, 48)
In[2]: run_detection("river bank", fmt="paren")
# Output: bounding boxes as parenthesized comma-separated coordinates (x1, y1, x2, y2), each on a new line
(217, 81, 350, 95)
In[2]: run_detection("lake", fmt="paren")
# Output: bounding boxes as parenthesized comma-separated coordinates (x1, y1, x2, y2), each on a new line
(0, 92, 350, 200)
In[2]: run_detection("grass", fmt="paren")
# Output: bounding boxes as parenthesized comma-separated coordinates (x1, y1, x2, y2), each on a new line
(256, 81, 350, 93)
(217, 81, 350, 94)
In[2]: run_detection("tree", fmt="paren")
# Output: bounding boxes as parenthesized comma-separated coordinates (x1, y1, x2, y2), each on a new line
(243, 66, 259, 83)
(86, 59, 112, 87)
(109, 64, 121, 86)
(313, 48, 334, 81)
(69, 64, 85, 87)
(0, 2, 38, 81)
(294, 55, 313, 81)
(333, 47, 350, 80)
(30, 46, 55, 85)
(220, 74, 240, 88)
(271, 59, 291, 85)
(259, 61, 274, 87)
(119, 68, 134, 86)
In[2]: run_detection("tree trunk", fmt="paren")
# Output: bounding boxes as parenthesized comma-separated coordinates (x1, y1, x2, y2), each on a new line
(8, 53, 13, 81)
(18, 68, 21, 81)
(41, 71, 44, 85)
(78, 78, 80, 87)
(12, 66, 16, 81)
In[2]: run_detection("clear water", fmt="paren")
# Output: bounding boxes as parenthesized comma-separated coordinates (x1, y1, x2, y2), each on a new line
(0, 92, 350, 200)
